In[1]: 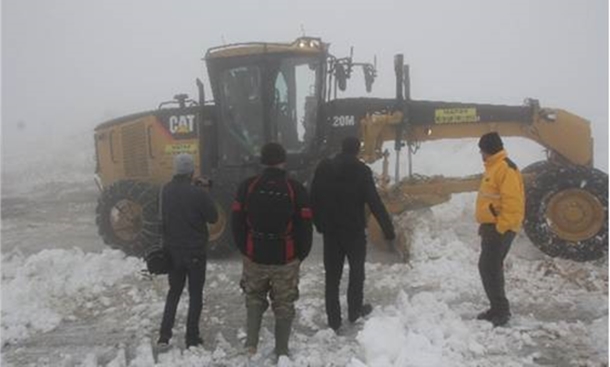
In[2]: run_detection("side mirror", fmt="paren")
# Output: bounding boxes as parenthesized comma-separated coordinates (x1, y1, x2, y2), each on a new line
(363, 64, 376, 93)
(336, 65, 347, 91)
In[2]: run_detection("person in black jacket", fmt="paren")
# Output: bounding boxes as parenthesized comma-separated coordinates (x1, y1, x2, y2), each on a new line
(310, 136, 395, 331)
(231, 142, 313, 360)
(157, 153, 218, 348)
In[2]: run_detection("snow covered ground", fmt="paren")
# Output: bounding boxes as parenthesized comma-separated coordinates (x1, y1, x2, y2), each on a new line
(1, 126, 607, 366)
(2, 186, 607, 366)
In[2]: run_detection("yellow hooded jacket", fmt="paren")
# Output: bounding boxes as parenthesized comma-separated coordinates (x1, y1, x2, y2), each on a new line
(475, 150, 525, 234)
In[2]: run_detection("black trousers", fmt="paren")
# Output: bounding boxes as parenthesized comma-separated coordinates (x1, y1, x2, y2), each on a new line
(323, 232, 367, 328)
(160, 249, 207, 341)
(478, 224, 515, 316)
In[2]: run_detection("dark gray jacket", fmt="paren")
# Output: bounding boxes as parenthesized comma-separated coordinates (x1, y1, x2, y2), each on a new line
(161, 176, 218, 251)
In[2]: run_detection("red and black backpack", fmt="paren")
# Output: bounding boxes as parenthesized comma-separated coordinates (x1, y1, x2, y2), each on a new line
(242, 175, 297, 262)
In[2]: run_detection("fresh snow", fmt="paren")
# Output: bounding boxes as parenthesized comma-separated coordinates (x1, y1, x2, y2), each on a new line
(1, 126, 607, 365)
(2, 193, 607, 366)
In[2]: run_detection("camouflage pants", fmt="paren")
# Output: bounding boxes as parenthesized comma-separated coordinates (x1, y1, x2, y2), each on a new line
(240, 257, 300, 320)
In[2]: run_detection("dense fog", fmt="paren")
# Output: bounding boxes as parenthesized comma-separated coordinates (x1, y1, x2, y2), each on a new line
(3, 0, 608, 182)
(1, 1, 608, 366)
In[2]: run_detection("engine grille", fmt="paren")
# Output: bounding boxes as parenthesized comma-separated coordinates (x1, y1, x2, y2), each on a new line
(121, 121, 149, 178)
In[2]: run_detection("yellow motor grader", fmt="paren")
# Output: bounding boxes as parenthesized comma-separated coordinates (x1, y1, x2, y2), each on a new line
(94, 37, 607, 262)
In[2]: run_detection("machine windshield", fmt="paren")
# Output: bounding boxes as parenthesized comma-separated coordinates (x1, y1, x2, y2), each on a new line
(272, 57, 320, 154)
(217, 65, 264, 162)
(215, 55, 321, 164)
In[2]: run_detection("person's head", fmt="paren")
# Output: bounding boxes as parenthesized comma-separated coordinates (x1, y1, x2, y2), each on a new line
(260, 142, 287, 168)
(341, 136, 361, 156)
(478, 132, 504, 160)
(173, 153, 195, 178)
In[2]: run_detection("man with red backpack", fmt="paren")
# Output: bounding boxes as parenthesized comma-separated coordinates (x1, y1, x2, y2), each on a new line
(231, 142, 313, 361)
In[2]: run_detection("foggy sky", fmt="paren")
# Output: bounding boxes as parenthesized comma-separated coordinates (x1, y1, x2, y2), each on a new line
(2, 0, 608, 170)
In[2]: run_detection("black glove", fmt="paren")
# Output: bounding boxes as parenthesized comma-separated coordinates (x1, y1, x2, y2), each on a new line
(193, 177, 212, 190)
(385, 229, 396, 241)
(386, 238, 398, 253)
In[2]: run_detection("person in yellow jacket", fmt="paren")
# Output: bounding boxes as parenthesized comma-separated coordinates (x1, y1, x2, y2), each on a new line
(475, 132, 524, 327)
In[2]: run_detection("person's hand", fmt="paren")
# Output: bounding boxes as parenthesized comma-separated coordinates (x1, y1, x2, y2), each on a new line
(501, 230, 516, 244)
(193, 176, 212, 191)
(385, 231, 396, 241)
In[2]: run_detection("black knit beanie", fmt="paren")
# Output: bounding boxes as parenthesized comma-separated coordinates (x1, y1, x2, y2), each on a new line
(342, 136, 361, 156)
(478, 132, 504, 155)
(260, 142, 286, 166)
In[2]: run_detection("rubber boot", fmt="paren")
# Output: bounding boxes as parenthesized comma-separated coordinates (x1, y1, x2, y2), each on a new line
(274, 317, 293, 356)
(245, 304, 265, 350)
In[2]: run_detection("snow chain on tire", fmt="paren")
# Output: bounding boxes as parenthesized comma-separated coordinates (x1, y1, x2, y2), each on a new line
(524, 165, 608, 262)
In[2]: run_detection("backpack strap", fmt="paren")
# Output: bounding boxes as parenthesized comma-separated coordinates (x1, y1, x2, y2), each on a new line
(246, 175, 262, 199)
(283, 179, 296, 262)
(243, 175, 262, 258)
(284, 179, 296, 208)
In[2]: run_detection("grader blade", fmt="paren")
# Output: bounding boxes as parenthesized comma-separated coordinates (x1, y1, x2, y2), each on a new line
(368, 214, 411, 263)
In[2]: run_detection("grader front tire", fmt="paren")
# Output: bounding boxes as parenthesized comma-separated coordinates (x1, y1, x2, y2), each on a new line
(524, 167, 608, 262)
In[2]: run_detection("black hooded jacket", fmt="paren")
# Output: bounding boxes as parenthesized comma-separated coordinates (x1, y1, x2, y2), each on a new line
(310, 153, 395, 239)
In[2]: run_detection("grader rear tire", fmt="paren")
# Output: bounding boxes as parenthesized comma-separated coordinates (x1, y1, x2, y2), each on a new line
(206, 186, 236, 258)
(96, 180, 160, 257)
(524, 166, 608, 262)
(97, 180, 236, 258)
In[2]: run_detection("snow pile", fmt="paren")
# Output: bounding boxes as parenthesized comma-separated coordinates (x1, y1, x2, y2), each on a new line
(347, 196, 608, 367)
(1, 248, 142, 343)
(355, 291, 485, 367)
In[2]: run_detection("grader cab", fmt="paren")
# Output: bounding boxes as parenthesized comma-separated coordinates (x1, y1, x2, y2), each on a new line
(93, 37, 607, 262)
